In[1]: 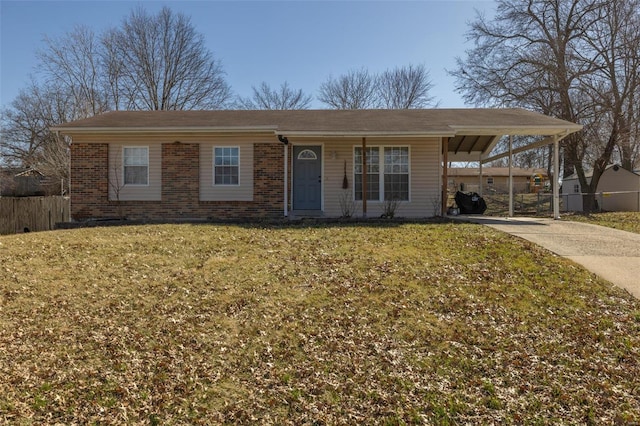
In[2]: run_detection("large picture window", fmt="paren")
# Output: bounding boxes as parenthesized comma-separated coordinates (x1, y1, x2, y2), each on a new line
(354, 146, 409, 201)
(123, 146, 149, 185)
(214, 147, 239, 185)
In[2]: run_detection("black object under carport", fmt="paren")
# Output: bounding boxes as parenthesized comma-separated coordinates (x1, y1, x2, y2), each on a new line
(455, 191, 487, 214)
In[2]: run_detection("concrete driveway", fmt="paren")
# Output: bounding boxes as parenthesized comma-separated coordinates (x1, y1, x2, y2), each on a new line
(460, 216, 640, 299)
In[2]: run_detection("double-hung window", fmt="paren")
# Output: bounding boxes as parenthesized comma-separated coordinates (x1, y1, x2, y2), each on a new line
(214, 147, 239, 185)
(123, 147, 149, 185)
(383, 147, 409, 201)
(354, 146, 409, 201)
(354, 147, 380, 201)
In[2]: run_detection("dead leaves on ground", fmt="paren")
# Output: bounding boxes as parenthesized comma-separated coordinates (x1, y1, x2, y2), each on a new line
(0, 223, 639, 424)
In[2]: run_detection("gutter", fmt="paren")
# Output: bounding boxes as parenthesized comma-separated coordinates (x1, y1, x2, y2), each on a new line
(278, 135, 289, 218)
(50, 125, 279, 134)
(274, 130, 456, 138)
(451, 124, 583, 136)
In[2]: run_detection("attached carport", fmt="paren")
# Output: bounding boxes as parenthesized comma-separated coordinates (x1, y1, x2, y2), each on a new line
(441, 109, 583, 218)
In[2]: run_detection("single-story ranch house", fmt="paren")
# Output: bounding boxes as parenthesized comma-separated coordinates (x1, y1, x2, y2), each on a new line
(52, 109, 582, 221)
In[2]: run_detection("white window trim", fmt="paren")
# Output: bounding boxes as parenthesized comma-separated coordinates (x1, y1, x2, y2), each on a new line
(122, 146, 149, 187)
(353, 145, 411, 202)
(213, 146, 241, 186)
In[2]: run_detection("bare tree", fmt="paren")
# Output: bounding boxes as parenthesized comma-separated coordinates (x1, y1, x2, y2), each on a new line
(100, 28, 125, 111)
(38, 26, 111, 117)
(0, 82, 73, 193)
(377, 64, 436, 109)
(318, 68, 379, 109)
(451, 0, 640, 212)
(582, 0, 640, 173)
(105, 6, 231, 110)
(236, 82, 312, 110)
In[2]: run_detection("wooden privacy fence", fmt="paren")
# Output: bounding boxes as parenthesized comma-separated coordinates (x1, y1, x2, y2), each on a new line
(0, 196, 70, 235)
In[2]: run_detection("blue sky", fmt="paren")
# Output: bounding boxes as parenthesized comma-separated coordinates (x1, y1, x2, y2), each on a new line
(0, 0, 496, 110)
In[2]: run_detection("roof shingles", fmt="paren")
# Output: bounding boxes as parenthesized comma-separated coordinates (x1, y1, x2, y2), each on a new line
(52, 108, 582, 136)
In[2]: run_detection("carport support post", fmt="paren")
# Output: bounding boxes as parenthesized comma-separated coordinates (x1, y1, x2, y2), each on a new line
(508, 135, 514, 217)
(479, 160, 483, 196)
(553, 134, 560, 219)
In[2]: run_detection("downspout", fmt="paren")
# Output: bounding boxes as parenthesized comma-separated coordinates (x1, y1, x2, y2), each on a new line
(278, 135, 289, 217)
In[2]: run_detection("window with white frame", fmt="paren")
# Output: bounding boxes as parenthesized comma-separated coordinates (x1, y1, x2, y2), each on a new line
(354, 146, 409, 201)
(487, 176, 494, 185)
(354, 147, 380, 201)
(123, 146, 149, 185)
(383, 147, 409, 201)
(214, 147, 239, 185)
(573, 184, 580, 193)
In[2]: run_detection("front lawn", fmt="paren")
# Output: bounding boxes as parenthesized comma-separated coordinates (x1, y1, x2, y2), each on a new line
(563, 211, 640, 234)
(0, 223, 638, 424)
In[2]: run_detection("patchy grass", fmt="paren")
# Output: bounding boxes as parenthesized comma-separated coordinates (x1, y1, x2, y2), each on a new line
(563, 211, 640, 234)
(448, 192, 555, 217)
(1, 223, 639, 424)
(483, 193, 555, 217)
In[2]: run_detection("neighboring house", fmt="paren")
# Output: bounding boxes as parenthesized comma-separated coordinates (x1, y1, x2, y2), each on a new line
(562, 165, 640, 212)
(52, 109, 581, 221)
(0, 167, 47, 196)
(448, 167, 548, 194)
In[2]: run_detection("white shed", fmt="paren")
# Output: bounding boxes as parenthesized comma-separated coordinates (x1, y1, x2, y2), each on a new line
(562, 165, 640, 212)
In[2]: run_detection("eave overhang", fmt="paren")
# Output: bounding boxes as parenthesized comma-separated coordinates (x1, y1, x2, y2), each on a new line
(273, 130, 455, 138)
(50, 125, 279, 134)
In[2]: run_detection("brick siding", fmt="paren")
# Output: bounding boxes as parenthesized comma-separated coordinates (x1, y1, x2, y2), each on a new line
(70, 142, 284, 221)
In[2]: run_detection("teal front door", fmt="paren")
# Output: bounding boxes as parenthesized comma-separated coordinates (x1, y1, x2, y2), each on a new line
(293, 146, 322, 210)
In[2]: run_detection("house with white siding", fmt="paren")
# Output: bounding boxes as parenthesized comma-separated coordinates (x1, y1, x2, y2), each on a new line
(562, 165, 640, 212)
(52, 109, 581, 221)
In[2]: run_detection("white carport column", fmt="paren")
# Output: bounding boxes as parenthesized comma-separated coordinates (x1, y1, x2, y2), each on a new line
(508, 135, 514, 217)
(553, 134, 560, 219)
(479, 160, 483, 196)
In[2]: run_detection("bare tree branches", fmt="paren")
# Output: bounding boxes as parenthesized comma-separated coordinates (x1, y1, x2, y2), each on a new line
(318, 69, 379, 109)
(377, 64, 436, 109)
(318, 65, 437, 109)
(0, 82, 73, 190)
(452, 0, 640, 211)
(38, 26, 110, 118)
(236, 82, 312, 110)
(106, 6, 231, 110)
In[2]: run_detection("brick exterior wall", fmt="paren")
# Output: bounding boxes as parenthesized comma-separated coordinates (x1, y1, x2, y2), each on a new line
(162, 142, 200, 216)
(70, 143, 112, 220)
(70, 142, 284, 221)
